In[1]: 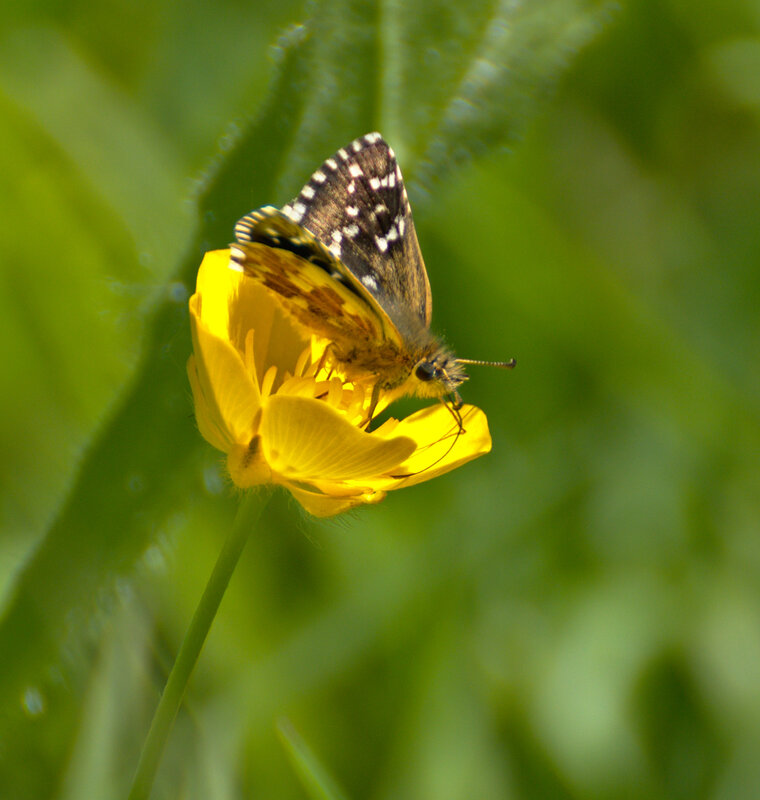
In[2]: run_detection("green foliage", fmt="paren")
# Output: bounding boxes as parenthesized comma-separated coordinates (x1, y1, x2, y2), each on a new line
(2, 0, 760, 798)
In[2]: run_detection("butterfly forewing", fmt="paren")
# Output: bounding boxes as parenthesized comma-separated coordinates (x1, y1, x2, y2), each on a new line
(278, 133, 433, 329)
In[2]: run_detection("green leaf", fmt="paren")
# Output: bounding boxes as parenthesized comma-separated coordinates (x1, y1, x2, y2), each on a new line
(200, 0, 610, 209)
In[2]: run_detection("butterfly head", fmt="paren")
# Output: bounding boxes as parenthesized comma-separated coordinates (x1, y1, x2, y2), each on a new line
(412, 345, 469, 408)
(412, 348, 518, 412)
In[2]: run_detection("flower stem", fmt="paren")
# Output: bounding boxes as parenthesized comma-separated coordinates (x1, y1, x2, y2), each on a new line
(128, 491, 267, 800)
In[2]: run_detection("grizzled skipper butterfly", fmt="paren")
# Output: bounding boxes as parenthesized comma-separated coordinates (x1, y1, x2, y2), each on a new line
(230, 132, 514, 422)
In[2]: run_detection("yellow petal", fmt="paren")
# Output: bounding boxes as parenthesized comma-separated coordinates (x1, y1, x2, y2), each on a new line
(189, 295, 261, 449)
(373, 404, 492, 489)
(260, 395, 416, 482)
(187, 355, 234, 452)
(228, 278, 308, 389)
(196, 250, 308, 389)
(285, 484, 386, 517)
(194, 250, 240, 341)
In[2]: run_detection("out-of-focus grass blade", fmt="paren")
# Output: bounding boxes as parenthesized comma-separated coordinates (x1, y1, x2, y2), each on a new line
(277, 717, 350, 800)
(0, 28, 188, 269)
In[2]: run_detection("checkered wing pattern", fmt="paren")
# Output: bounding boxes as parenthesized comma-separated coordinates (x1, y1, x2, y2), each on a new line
(237, 133, 433, 331)
(230, 208, 403, 350)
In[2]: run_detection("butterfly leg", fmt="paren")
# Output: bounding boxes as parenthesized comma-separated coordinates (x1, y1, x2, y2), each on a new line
(360, 382, 384, 429)
(311, 341, 334, 378)
(441, 397, 465, 434)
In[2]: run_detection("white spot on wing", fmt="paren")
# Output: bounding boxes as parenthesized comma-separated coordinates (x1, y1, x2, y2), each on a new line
(301, 184, 315, 199)
(347, 181, 356, 194)
(343, 223, 359, 238)
(365, 132, 382, 144)
(331, 230, 343, 243)
(369, 177, 380, 190)
(346, 205, 359, 216)
(375, 235, 388, 252)
(362, 274, 378, 289)
(338, 148, 349, 160)
(234, 220, 253, 241)
(287, 202, 307, 222)
(313, 170, 327, 183)
(348, 163, 363, 178)
(326, 158, 338, 170)
(328, 241, 342, 257)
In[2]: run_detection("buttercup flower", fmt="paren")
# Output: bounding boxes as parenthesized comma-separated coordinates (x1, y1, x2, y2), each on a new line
(187, 250, 492, 517)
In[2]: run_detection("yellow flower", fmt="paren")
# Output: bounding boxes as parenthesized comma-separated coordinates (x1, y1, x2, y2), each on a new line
(187, 250, 492, 517)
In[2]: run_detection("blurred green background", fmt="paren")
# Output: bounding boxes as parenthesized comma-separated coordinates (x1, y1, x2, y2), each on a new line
(2, 0, 760, 797)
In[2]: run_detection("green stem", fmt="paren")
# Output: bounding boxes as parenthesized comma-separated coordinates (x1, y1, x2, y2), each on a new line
(128, 491, 267, 800)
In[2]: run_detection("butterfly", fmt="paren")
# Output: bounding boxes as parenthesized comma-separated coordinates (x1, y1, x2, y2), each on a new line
(229, 132, 514, 422)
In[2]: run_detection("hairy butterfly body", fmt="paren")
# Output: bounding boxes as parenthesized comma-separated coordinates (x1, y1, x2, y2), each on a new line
(230, 133, 511, 419)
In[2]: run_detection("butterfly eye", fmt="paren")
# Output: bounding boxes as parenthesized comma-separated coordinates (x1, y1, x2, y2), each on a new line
(415, 362, 436, 382)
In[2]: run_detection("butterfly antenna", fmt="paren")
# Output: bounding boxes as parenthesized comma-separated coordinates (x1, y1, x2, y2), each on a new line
(456, 357, 517, 369)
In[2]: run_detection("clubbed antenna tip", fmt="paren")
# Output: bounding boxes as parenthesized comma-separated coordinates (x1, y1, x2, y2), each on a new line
(456, 357, 516, 369)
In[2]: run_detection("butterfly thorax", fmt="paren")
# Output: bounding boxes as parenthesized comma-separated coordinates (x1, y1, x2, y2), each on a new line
(327, 303, 467, 402)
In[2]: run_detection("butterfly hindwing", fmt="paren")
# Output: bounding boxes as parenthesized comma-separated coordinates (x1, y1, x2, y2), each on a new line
(231, 207, 403, 351)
